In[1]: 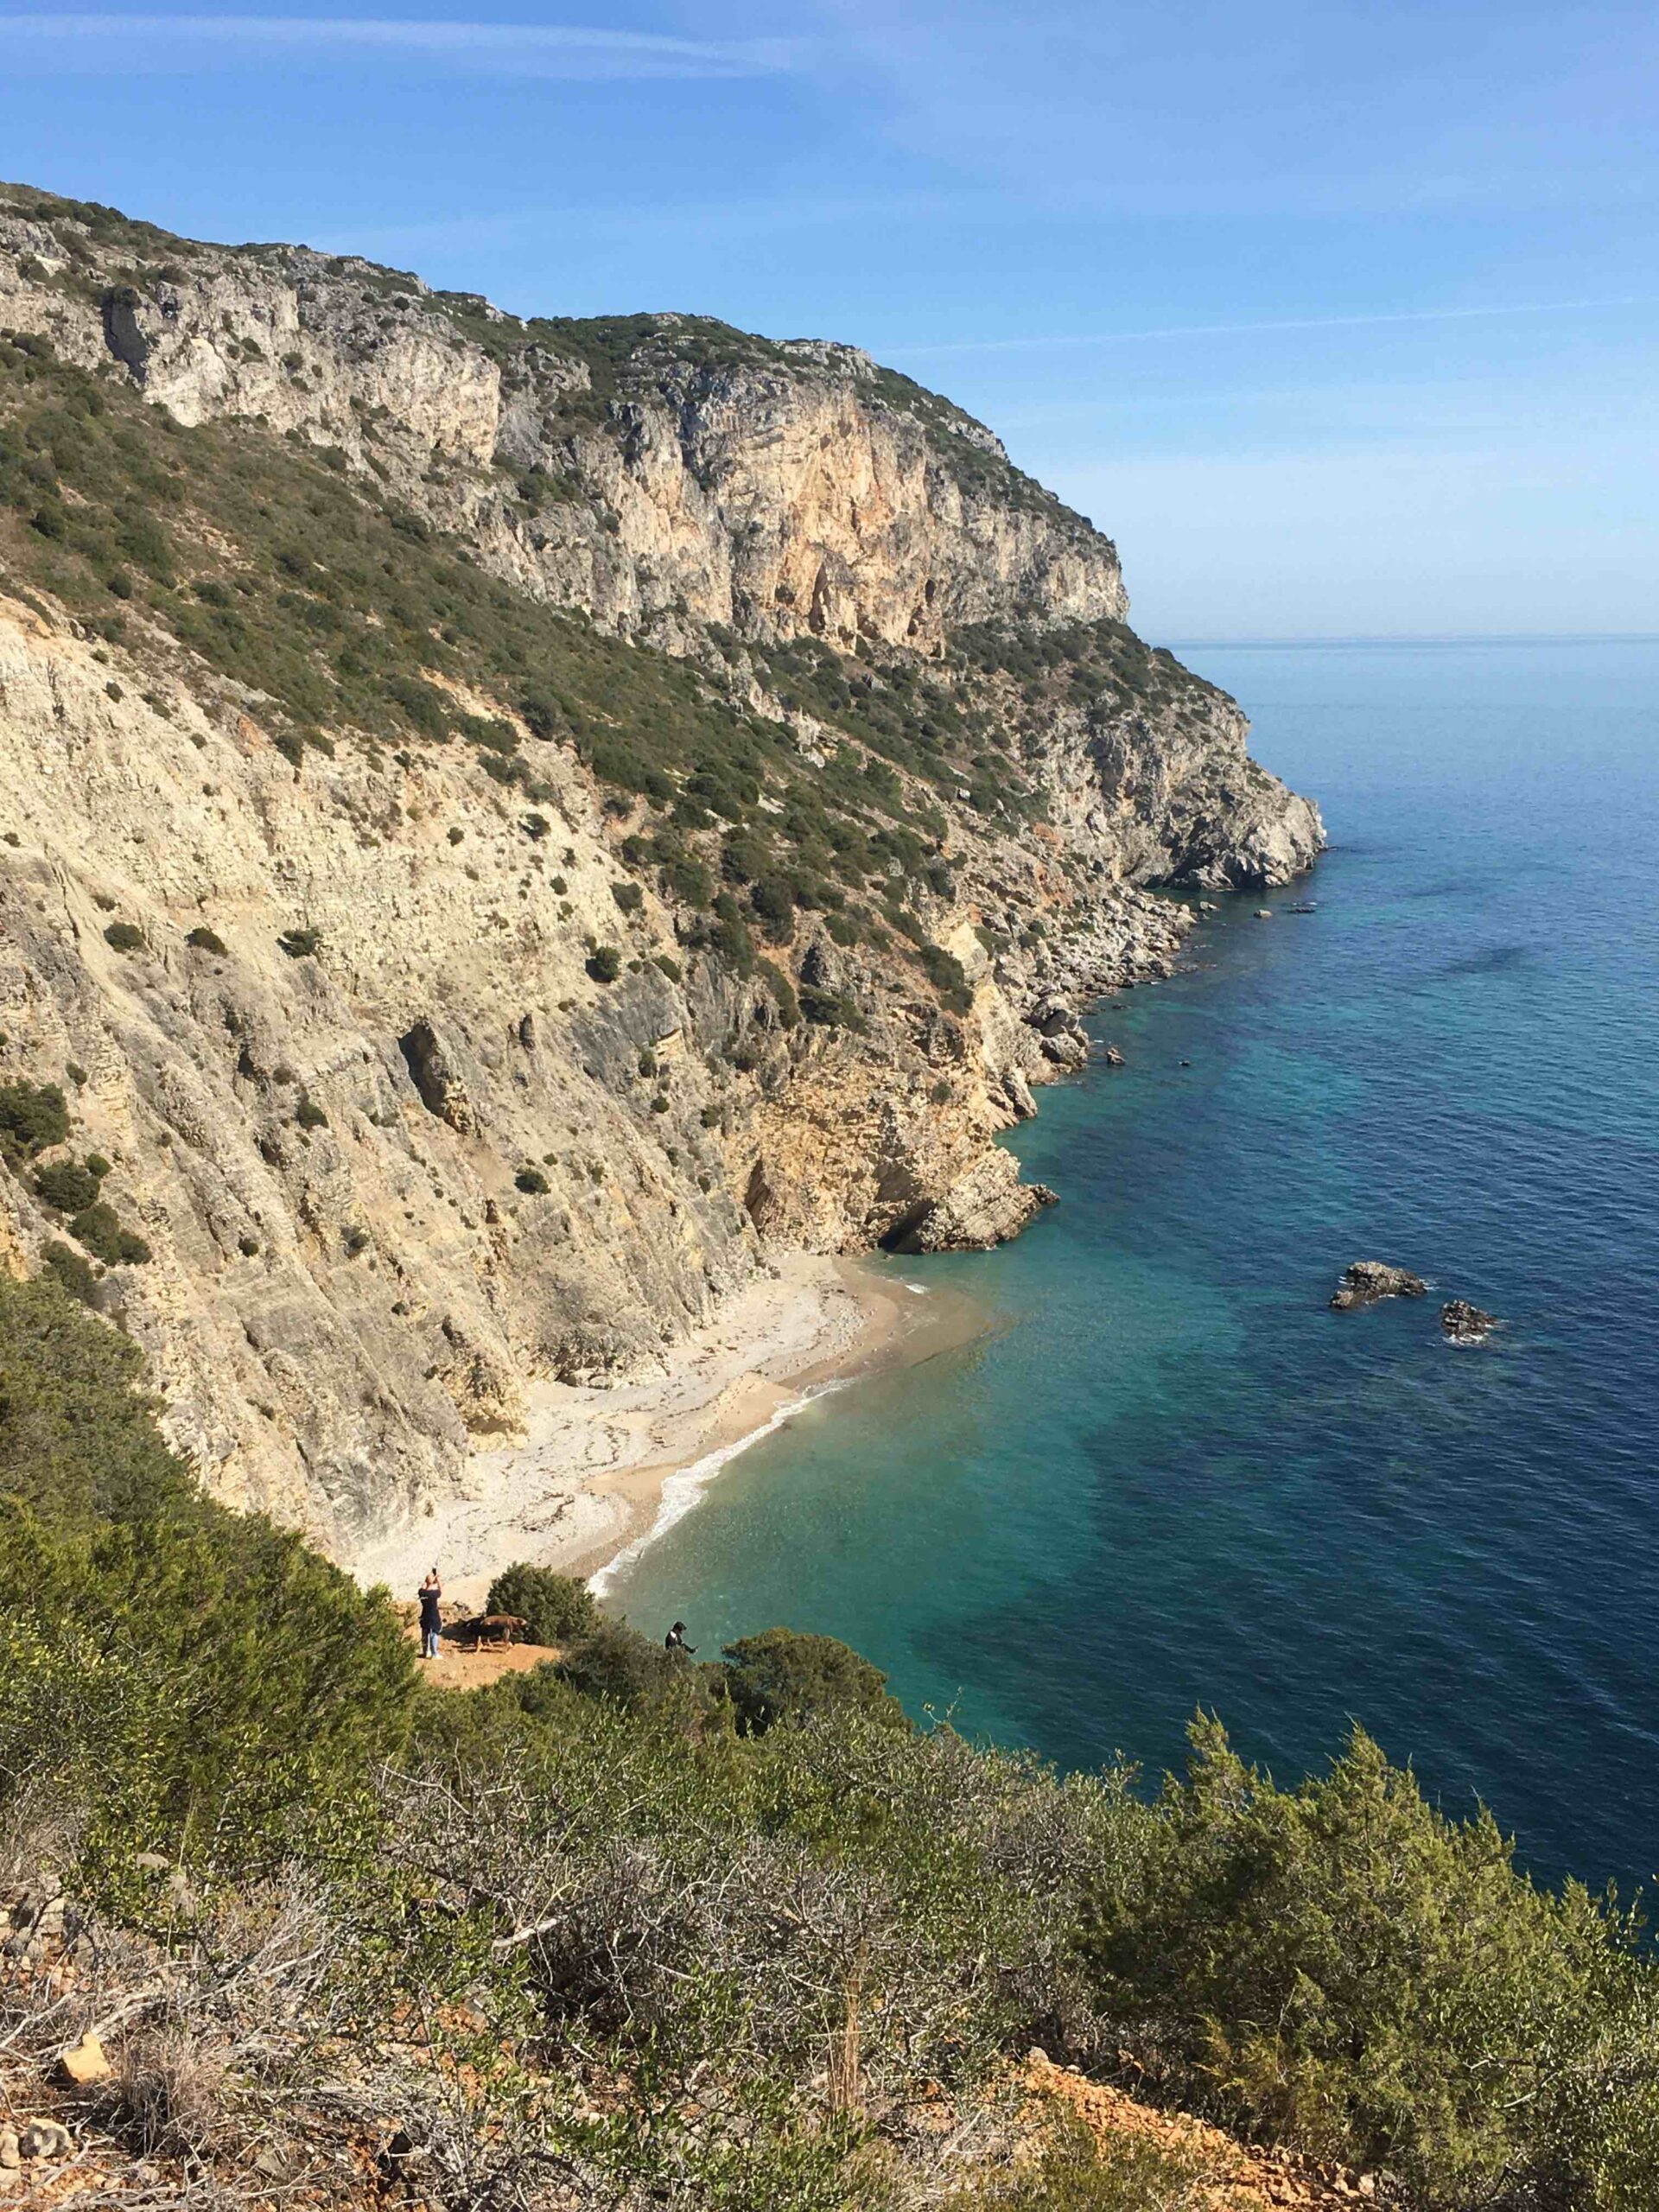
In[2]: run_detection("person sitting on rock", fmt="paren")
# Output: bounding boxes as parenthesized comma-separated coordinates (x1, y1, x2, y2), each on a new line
(664, 1620, 696, 1656)
(418, 1568, 443, 1661)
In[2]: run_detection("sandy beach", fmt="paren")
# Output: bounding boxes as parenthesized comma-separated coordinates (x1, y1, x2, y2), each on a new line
(351, 1253, 988, 1611)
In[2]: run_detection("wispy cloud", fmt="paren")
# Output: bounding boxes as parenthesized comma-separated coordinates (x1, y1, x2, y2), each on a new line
(340, 186, 994, 260)
(3, 13, 804, 79)
(889, 297, 1659, 359)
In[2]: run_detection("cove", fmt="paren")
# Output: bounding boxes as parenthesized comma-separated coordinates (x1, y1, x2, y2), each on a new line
(607, 639, 1659, 1897)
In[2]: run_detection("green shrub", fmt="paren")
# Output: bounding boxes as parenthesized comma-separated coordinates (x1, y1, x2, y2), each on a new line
(0, 1081, 69, 1163)
(556, 1617, 717, 1716)
(41, 1239, 98, 1306)
(185, 925, 227, 954)
(0, 1503, 412, 1872)
(918, 941, 973, 1013)
(1084, 1717, 1659, 2208)
(587, 944, 621, 983)
(514, 1166, 550, 1195)
(278, 926, 322, 959)
(760, 961, 801, 1028)
(0, 1272, 198, 1528)
(295, 1094, 327, 1129)
(940, 2116, 1200, 2211)
(102, 920, 144, 952)
(69, 1200, 150, 1266)
(33, 1158, 102, 1214)
(611, 880, 644, 914)
(483, 1561, 599, 1645)
(721, 1628, 908, 1738)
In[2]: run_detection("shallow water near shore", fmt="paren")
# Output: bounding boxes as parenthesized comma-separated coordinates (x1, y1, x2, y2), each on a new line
(607, 639, 1659, 1894)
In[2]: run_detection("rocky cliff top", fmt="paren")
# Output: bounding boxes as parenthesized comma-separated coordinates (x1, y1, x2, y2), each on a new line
(0, 180, 1124, 656)
(0, 180, 1319, 1548)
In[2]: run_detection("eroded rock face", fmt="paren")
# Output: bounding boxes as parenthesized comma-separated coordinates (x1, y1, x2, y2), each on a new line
(0, 184, 1323, 1548)
(893, 1148, 1058, 1255)
(1331, 1262, 1428, 1311)
(0, 223, 1125, 662)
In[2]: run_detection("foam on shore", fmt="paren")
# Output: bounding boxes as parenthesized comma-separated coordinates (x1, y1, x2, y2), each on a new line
(588, 1380, 849, 1599)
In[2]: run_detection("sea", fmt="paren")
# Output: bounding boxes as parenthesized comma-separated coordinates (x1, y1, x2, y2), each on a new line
(606, 639, 1659, 1897)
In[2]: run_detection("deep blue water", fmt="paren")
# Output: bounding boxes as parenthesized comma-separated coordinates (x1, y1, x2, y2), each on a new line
(610, 640, 1659, 1896)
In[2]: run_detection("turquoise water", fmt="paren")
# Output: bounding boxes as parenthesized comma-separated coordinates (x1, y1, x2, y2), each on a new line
(610, 640, 1659, 1894)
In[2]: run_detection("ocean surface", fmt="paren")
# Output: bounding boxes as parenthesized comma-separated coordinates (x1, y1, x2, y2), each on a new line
(607, 639, 1659, 1896)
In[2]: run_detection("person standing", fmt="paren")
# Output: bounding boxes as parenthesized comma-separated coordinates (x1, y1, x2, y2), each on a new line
(664, 1620, 696, 1656)
(418, 1568, 443, 1661)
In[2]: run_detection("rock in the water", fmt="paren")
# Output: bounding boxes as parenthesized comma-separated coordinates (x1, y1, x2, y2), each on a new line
(1101, 1046, 1125, 1068)
(1254, 908, 1274, 918)
(1441, 1299, 1499, 1343)
(1330, 1261, 1428, 1311)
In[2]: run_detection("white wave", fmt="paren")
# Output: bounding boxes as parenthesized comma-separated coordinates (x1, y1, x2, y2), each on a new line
(587, 1380, 848, 1599)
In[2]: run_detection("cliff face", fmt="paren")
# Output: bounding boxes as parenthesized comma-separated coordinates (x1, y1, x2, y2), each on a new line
(0, 184, 1320, 1549)
(0, 194, 1126, 657)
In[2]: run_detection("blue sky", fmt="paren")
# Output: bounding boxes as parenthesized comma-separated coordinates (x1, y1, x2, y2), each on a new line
(4, 1, 1656, 636)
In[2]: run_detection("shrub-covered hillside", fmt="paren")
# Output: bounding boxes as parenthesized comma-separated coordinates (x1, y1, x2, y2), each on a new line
(3, 1272, 1657, 2210)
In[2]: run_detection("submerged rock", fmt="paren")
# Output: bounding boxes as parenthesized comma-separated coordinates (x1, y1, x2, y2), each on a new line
(1441, 1299, 1500, 1344)
(1330, 1261, 1428, 1311)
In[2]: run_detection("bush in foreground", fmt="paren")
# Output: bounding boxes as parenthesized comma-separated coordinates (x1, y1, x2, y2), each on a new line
(1, 1268, 1658, 2204)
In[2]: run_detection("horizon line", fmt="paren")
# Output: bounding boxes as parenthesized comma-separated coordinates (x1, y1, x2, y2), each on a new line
(1160, 632, 1659, 650)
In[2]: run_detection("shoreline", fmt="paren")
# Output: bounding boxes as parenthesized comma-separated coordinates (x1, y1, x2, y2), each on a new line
(349, 1252, 991, 1612)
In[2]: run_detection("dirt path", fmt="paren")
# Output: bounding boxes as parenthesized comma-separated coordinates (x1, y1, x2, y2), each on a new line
(1026, 2055, 1379, 2209)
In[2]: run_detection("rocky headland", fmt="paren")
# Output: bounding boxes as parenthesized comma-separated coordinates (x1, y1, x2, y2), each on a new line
(0, 182, 1320, 1555)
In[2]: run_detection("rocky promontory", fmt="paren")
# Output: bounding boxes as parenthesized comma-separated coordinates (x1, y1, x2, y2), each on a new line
(0, 181, 1321, 1548)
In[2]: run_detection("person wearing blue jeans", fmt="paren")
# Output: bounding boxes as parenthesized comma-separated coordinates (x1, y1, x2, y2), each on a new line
(418, 1568, 442, 1660)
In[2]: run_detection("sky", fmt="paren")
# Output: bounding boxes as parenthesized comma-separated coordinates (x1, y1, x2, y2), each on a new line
(3, 1, 1656, 638)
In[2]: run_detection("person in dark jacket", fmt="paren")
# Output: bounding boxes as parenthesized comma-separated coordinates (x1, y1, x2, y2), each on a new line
(664, 1620, 696, 1656)
(418, 1568, 442, 1661)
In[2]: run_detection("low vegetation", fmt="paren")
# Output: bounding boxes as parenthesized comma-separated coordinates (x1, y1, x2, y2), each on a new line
(0, 1268, 1655, 2208)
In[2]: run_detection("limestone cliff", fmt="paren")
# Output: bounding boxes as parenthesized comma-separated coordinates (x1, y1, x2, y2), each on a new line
(0, 183, 1320, 1548)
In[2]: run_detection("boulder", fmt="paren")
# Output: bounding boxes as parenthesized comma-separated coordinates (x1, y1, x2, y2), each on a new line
(1039, 1030, 1089, 1070)
(894, 1150, 1058, 1254)
(56, 2031, 110, 2086)
(397, 1017, 477, 1134)
(1441, 1299, 1499, 1344)
(1101, 1046, 1125, 1069)
(1330, 1262, 1427, 1311)
(1000, 1068, 1038, 1120)
(18, 2120, 72, 2161)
